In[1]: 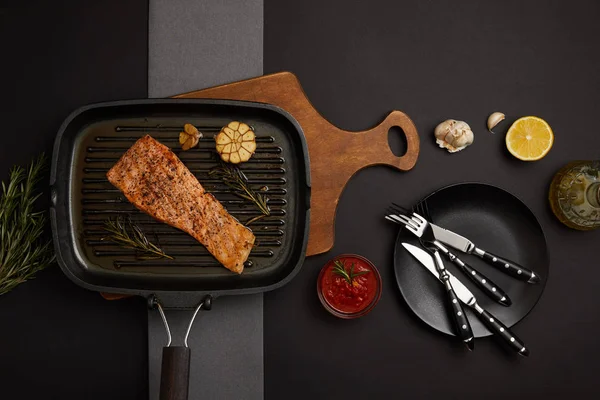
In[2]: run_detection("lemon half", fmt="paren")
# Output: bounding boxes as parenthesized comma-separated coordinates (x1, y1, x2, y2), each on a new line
(505, 116, 554, 161)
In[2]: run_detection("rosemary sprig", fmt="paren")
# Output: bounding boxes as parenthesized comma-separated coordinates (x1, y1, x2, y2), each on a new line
(209, 162, 270, 221)
(0, 154, 55, 296)
(332, 259, 370, 285)
(102, 216, 173, 260)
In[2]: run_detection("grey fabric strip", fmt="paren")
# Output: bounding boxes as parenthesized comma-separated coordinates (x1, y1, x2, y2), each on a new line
(147, 1, 264, 399)
(149, 0, 263, 97)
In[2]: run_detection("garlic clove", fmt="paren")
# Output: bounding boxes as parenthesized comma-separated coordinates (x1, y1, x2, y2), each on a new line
(238, 122, 250, 134)
(238, 147, 252, 161)
(487, 112, 505, 133)
(179, 123, 202, 150)
(241, 140, 257, 153)
(223, 127, 235, 139)
(242, 130, 255, 142)
(184, 123, 199, 136)
(229, 151, 241, 164)
(179, 131, 188, 145)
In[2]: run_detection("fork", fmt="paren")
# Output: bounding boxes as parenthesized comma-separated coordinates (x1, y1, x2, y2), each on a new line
(385, 206, 475, 350)
(412, 201, 511, 307)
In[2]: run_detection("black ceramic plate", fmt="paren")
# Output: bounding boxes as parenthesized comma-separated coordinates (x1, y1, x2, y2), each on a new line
(393, 183, 549, 337)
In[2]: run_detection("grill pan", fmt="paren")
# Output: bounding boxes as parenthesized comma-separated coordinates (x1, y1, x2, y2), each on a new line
(50, 99, 311, 400)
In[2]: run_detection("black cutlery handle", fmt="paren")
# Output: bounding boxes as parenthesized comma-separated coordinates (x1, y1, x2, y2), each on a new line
(446, 283, 475, 350)
(476, 249, 540, 284)
(474, 304, 529, 357)
(435, 243, 511, 306)
(432, 250, 474, 350)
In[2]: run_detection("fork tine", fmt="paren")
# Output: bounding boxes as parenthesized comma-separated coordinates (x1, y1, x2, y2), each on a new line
(386, 208, 404, 221)
(395, 214, 420, 228)
(412, 213, 427, 225)
(410, 202, 429, 225)
(385, 214, 422, 239)
(385, 213, 421, 232)
(385, 215, 404, 225)
(385, 215, 416, 230)
(385, 207, 412, 224)
(385, 214, 408, 224)
(385, 206, 411, 220)
(405, 224, 419, 235)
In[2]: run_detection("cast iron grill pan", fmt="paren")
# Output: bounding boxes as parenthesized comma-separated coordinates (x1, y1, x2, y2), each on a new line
(51, 99, 310, 400)
(51, 99, 310, 299)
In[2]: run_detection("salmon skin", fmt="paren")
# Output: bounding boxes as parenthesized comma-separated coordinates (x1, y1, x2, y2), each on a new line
(106, 135, 255, 273)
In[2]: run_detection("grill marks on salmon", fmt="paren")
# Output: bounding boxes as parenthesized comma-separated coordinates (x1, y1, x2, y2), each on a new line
(106, 135, 255, 273)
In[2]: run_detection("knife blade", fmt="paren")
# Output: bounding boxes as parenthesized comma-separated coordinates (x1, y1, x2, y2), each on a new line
(431, 224, 540, 284)
(402, 243, 476, 306)
(431, 225, 474, 253)
(402, 243, 530, 357)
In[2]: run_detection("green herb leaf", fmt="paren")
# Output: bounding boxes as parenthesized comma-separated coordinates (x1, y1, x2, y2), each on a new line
(209, 161, 271, 222)
(332, 260, 352, 284)
(245, 215, 266, 225)
(0, 154, 55, 296)
(102, 216, 173, 260)
(331, 259, 370, 285)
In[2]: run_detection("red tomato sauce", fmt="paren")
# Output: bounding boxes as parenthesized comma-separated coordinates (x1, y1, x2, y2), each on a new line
(319, 256, 380, 314)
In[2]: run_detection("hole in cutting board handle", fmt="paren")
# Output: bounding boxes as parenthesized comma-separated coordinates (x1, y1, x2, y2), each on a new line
(388, 126, 407, 157)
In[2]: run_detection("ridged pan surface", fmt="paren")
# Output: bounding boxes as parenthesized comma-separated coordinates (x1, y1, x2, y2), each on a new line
(51, 99, 310, 298)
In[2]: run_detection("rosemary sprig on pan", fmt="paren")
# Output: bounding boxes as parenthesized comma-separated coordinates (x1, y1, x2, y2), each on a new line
(0, 154, 55, 296)
(102, 216, 173, 260)
(209, 161, 270, 223)
(332, 259, 370, 285)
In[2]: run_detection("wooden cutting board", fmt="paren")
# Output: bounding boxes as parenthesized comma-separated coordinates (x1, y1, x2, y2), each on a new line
(174, 71, 420, 256)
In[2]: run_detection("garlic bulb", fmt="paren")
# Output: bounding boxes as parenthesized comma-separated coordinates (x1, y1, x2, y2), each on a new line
(487, 112, 505, 133)
(434, 119, 474, 153)
(215, 121, 257, 164)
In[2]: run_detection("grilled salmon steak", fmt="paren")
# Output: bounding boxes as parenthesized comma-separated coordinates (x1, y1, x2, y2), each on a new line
(106, 135, 255, 273)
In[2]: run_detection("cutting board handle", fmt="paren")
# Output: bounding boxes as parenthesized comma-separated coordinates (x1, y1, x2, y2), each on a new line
(345, 110, 420, 172)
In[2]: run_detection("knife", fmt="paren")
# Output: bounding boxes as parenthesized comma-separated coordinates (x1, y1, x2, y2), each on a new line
(428, 240, 511, 307)
(431, 224, 540, 284)
(425, 246, 474, 351)
(402, 243, 530, 357)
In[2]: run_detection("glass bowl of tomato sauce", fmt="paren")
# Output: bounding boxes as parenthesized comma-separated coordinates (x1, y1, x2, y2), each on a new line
(317, 254, 382, 319)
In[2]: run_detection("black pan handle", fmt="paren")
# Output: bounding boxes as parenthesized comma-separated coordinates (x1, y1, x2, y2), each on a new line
(475, 248, 540, 284)
(474, 303, 529, 357)
(160, 346, 191, 400)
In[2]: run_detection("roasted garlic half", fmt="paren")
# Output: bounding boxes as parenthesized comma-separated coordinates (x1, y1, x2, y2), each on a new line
(215, 121, 256, 164)
(179, 123, 202, 150)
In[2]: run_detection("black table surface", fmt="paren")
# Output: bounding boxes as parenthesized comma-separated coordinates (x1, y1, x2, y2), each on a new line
(2, 1, 600, 399)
